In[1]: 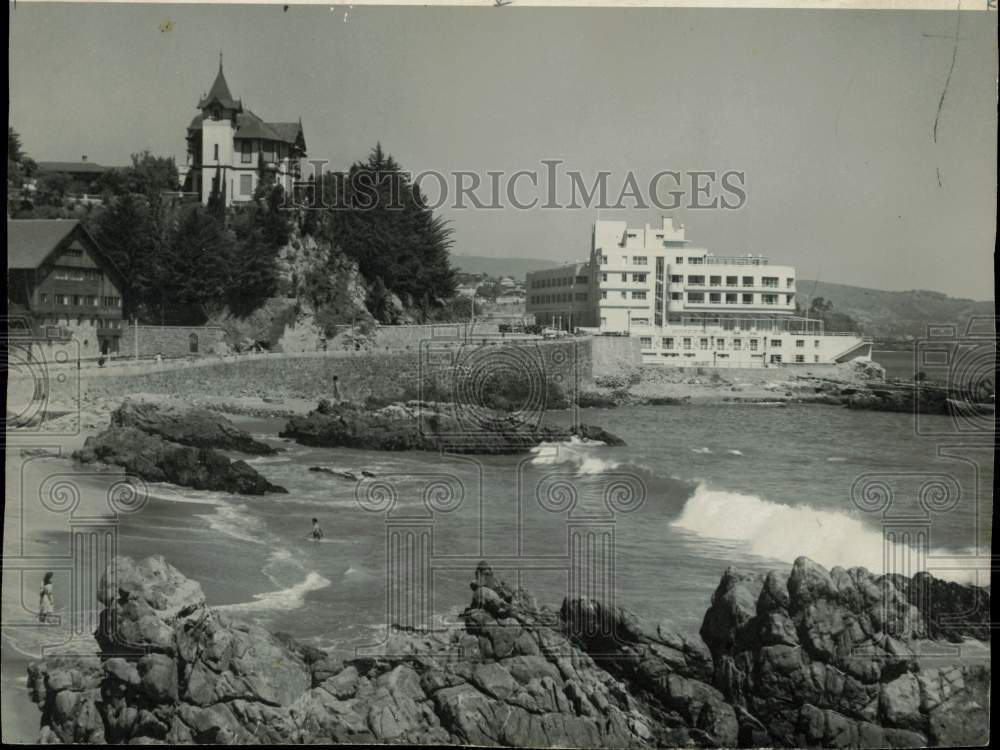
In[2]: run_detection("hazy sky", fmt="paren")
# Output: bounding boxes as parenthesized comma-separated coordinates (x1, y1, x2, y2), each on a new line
(9, 3, 997, 299)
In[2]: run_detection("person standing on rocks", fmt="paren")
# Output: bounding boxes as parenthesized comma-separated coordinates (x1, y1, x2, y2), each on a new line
(38, 572, 55, 623)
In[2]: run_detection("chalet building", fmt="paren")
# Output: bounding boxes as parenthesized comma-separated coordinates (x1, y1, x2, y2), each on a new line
(183, 56, 307, 206)
(7, 220, 125, 356)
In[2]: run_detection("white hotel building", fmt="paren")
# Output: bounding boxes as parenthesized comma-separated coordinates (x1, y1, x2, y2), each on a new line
(527, 217, 871, 367)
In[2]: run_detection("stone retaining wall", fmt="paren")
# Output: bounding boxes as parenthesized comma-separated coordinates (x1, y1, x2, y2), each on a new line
(118, 325, 228, 359)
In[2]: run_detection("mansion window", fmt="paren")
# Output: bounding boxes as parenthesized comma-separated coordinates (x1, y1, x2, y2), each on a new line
(241, 141, 253, 164)
(240, 174, 254, 195)
(263, 142, 276, 162)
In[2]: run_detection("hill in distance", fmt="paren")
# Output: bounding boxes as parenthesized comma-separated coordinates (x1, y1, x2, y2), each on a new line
(452, 255, 565, 279)
(797, 279, 994, 341)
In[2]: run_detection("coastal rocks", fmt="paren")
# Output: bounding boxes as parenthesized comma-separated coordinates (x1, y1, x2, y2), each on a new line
(699, 556, 991, 747)
(74, 427, 287, 495)
(110, 400, 278, 455)
(280, 400, 625, 454)
(74, 400, 287, 495)
(846, 384, 951, 414)
(26, 555, 990, 747)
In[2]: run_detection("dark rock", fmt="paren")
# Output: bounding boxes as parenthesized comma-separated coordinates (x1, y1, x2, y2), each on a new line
(112, 400, 278, 454)
(74, 426, 287, 495)
(280, 400, 625, 454)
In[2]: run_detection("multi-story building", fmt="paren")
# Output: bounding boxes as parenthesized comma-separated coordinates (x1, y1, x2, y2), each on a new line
(525, 262, 593, 330)
(7, 219, 126, 356)
(184, 57, 307, 206)
(588, 217, 871, 366)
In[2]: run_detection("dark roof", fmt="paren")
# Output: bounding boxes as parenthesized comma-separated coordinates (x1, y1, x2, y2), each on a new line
(35, 161, 115, 175)
(7, 219, 125, 286)
(197, 65, 242, 111)
(7, 220, 81, 268)
(188, 111, 305, 150)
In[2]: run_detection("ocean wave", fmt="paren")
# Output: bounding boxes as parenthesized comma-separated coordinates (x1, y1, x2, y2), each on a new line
(530, 437, 621, 475)
(195, 503, 266, 545)
(670, 484, 979, 583)
(216, 570, 332, 613)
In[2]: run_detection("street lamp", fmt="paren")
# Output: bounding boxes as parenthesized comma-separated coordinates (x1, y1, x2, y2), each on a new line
(627, 310, 632, 336)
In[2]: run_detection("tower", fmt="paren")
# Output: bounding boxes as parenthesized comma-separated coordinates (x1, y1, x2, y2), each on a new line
(197, 54, 242, 205)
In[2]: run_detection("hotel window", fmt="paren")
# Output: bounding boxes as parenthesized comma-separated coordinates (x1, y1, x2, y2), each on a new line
(688, 292, 705, 303)
(633, 273, 647, 283)
(726, 293, 738, 304)
(733, 339, 742, 350)
(671, 275, 683, 283)
(762, 276, 779, 288)
(600, 317, 607, 326)
(621, 273, 629, 282)
(726, 276, 738, 287)
(633, 256, 648, 265)
(786, 294, 794, 305)
(639, 337, 653, 347)
(600, 255, 609, 265)
(675, 257, 684, 264)
(742, 276, 754, 287)
(240, 174, 253, 195)
(241, 141, 253, 164)
(683, 338, 692, 350)
(716, 338, 726, 349)
(601, 273, 608, 282)
(710, 276, 722, 287)
(749, 339, 759, 351)
(663, 337, 674, 349)
(601, 291, 608, 299)
(787, 277, 795, 288)
(576, 275, 588, 284)
(670, 292, 682, 300)
(621, 291, 628, 299)
(213, 144, 219, 161)
(709, 293, 721, 303)
(814, 340, 820, 347)
(632, 291, 647, 300)
(632, 318, 649, 326)
(688, 275, 705, 285)
(796, 340, 805, 348)
(742, 294, 754, 304)
(688, 257, 704, 264)
(699, 338, 709, 350)
(763, 294, 778, 305)
(771, 339, 782, 347)
(795, 355, 805, 363)
(814, 355, 820, 363)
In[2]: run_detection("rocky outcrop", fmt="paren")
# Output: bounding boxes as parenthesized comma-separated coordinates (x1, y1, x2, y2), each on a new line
(846, 384, 951, 414)
(699, 556, 991, 747)
(280, 400, 626, 454)
(27, 556, 989, 746)
(110, 400, 278, 455)
(74, 427, 287, 495)
(74, 400, 286, 494)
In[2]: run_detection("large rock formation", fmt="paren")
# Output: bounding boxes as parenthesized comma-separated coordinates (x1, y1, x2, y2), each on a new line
(27, 556, 989, 746)
(110, 400, 278, 455)
(73, 401, 287, 495)
(699, 556, 991, 747)
(279, 400, 626, 454)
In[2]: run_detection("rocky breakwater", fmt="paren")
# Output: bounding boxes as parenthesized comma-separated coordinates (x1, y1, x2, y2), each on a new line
(26, 555, 989, 746)
(700, 556, 990, 747)
(73, 400, 287, 495)
(279, 399, 626, 454)
(845, 383, 952, 415)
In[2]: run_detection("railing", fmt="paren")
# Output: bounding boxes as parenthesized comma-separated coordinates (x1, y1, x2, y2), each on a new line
(703, 256, 770, 266)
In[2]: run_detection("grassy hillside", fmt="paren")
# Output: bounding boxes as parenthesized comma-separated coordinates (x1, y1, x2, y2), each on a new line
(452, 255, 564, 279)
(798, 280, 994, 340)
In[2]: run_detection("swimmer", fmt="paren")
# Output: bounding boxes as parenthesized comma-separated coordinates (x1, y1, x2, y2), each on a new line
(310, 518, 324, 542)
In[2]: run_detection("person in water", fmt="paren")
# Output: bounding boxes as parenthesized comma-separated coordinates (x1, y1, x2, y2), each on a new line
(39, 572, 55, 623)
(310, 518, 324, 541)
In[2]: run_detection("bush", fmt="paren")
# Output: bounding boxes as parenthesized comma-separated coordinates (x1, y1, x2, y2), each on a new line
(594, 374, 629, 390)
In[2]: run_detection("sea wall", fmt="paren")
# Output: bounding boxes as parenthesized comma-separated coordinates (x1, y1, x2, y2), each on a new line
(117, 325, 228, 359)
(82, 338, 592, 404)
(591, 336, 643, 379)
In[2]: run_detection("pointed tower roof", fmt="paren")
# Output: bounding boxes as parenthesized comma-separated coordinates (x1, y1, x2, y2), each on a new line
(198, 53, 242, 112)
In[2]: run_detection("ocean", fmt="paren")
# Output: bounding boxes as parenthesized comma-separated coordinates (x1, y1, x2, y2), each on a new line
(8, 403, 993, 662)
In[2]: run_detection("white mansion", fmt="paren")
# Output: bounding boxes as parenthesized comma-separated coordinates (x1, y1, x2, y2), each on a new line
(526, 217, 872, 367)
(183, 57, 307, 206)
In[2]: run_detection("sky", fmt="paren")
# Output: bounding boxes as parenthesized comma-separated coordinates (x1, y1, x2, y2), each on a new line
(9, 3, 997, 300)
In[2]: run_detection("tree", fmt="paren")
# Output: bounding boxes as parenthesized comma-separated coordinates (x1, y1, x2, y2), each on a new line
(7, 127, 37, 188)
(34, 172, 71, 207)
(320, 144, 457, 318)
(91, 194, 155, 319)
(98, 151, 179, 200)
